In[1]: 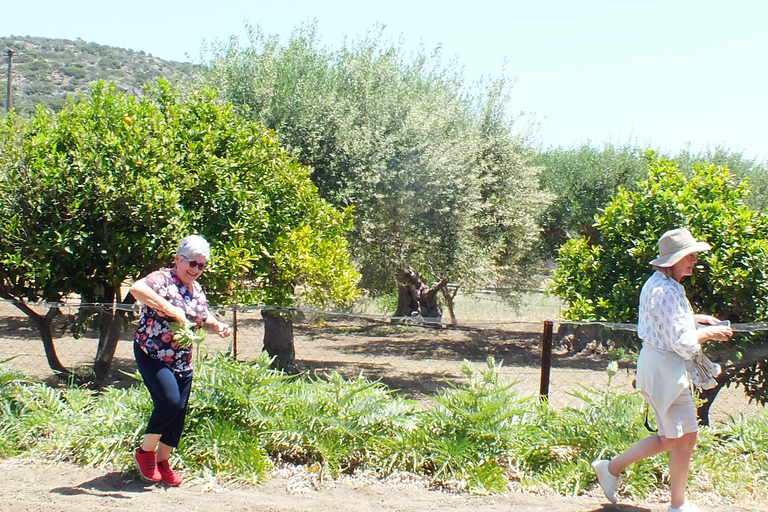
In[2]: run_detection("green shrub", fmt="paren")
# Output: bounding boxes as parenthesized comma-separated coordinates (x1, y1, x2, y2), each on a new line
(61, 66, 87, 79)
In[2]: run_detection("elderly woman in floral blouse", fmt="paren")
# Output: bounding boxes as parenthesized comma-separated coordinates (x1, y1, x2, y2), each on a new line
(591, 228, 733, 512)
(130, 235, 231, 486)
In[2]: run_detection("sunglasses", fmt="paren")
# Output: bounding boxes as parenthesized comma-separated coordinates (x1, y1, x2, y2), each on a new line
(180, 254, 206, 270)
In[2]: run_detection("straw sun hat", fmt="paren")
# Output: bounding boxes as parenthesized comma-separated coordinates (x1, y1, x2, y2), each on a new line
(649, 228, 711, 267)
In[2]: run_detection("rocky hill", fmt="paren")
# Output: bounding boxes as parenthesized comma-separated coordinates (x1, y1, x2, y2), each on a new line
(0, 36, 197, 115)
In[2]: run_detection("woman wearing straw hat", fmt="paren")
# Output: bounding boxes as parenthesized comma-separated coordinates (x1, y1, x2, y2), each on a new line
(592, 228, 733, 512)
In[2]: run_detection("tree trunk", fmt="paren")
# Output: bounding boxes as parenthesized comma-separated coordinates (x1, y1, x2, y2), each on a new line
(695, 343, 768, 426)
(393, 267, 448, 324)
(421, 281, 445, 321)
(93, 292, 136, 382)
(262, 309, 299, 374)
(8, 298, 69, 375)
(394, 282, 420, 318)
(696, 380, 723, 427)
(440, 284, 459, 325)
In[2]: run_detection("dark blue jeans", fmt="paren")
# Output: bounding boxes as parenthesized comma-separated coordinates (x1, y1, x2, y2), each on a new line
(134, 343, 193, 448)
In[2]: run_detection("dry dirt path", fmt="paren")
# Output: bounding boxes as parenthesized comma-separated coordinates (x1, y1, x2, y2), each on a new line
(2, 458, 764, 512)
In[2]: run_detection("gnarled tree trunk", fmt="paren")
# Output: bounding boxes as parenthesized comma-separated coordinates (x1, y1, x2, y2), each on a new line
(262, 308, 299, 374)
(393, 267, 448, 324)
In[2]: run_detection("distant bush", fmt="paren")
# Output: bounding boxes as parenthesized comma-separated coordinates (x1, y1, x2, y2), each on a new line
(21, 60, 49, 71)
(24, 82, 53, 96)
(98, 57, 120, 70)
(61, 66, 87, 79)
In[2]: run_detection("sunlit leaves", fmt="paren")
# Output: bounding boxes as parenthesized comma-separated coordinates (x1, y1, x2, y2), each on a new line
(201, 22, 550, 300)
(550, 154, 768, 403)
(0, 79, 360, 314)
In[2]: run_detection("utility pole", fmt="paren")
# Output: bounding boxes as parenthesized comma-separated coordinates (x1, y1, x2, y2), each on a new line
(6, 49, 12, 112)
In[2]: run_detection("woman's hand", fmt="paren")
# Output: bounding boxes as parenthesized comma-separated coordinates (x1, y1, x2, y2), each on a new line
(213, 321, 231, 338)
(700, 324, 733, 343)
(694, 314, 720, 325)
(203, 315, 231, 337)
(694, 314, 733, 343)
(163, 304, 189, 327)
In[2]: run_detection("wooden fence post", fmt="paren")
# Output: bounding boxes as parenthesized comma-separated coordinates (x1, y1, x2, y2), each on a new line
(232, 307, 238, 360)
(539, 319, 554, 400)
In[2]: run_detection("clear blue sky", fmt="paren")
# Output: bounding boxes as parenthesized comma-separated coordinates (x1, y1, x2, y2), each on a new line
(3, 1, 767, 162)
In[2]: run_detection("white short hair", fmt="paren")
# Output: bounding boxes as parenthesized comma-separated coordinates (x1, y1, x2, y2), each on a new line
(177, 235, 210, 259)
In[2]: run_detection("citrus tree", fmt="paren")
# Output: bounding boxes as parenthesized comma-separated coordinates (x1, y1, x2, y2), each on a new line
(0, 80, 359, 380)
(550, 154, 768, 421)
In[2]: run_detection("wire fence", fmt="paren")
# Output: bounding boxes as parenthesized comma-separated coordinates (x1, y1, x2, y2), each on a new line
(0, 296, 764, 424)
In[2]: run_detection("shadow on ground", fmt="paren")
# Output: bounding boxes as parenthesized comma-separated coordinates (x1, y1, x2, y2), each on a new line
(50, 470, 155, 498)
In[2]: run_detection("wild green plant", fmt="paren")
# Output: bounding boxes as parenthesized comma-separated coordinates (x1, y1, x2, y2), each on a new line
(56, 386, 149, 468)
(537, 377, 658, 497)
(0, 363, 33, 456)
(0, 356, 766, 502)
(416, 357, 538, 493)
(694, 409, 768, 500)
(262, 369, 415, 477)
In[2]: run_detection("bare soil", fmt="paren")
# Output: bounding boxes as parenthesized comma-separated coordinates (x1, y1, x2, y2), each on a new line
(0, 304, 764, 512)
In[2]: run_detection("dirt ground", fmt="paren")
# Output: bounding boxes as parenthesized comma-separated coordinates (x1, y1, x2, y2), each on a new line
(2, 457, 765, 512)
(0, 303, 765, 512)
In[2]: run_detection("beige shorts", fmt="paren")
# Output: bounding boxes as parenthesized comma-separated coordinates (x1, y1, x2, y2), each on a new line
(646, 387, 698, 438)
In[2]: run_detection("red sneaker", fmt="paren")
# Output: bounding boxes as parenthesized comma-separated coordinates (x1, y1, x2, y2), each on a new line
(157, 459, 183, 486)
(134, 448, 161, 483)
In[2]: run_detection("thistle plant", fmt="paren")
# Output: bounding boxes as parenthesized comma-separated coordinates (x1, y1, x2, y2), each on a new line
(170, 321, 206, 349)
(0, 356, 765, 502)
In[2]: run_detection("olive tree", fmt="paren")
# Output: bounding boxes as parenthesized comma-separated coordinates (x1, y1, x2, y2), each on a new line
(200, 23, 550, 318)
(674, 145, 768, 211)
(550, 153, 768, 423)
(0, 80, 359, 380)
(532, 143, 648, 260)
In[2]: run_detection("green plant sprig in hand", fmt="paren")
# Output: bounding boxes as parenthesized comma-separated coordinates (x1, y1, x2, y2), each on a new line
(170, 321, 207, 349)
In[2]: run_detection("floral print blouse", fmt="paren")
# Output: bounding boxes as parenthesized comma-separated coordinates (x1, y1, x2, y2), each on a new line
(133, 268, 209, 373)
(637, 270, 700, 361)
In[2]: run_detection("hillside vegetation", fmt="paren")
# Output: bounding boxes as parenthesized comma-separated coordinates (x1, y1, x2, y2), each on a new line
(0, 36, 196, 114)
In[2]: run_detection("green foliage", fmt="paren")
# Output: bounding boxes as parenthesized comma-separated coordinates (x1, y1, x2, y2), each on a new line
(0, 79, 359, 311)
(694, 411, 768, 498)
(0, 363, 35, 456)
(420, 357, 537, 492)
(1, 36, 196, 116)
(170, 321, 206, 348)
(200, 22, 551, 301)
(0, 357, 767, 500)
(550, 153, 768, 403)
(533, 143, 648, 259)
(674, 146, 768, 212)
(534, 143, 768, 262)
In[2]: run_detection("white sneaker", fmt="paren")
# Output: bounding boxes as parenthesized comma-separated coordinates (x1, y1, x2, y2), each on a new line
(668, 502, 702, 512)
(591, 459, 621, 504)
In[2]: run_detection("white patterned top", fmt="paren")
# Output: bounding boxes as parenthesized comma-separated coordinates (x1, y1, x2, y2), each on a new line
(637, 270, 700, 361)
